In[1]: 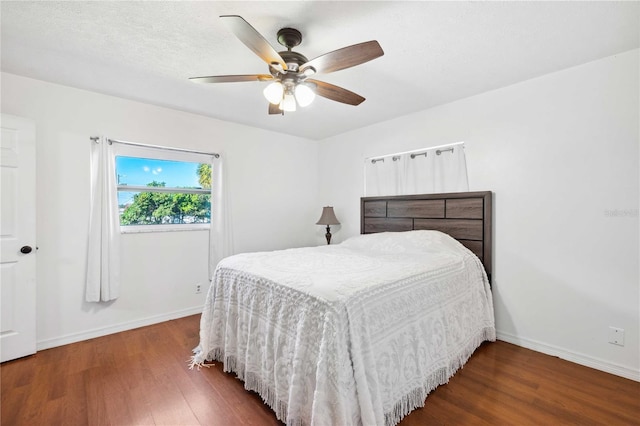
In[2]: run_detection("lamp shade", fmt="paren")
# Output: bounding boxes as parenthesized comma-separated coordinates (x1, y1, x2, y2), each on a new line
(263, 82, 284, 104)
(295, 83, 316, 107)
(280, 92, 297, 112)
(316, 206, 340, 225)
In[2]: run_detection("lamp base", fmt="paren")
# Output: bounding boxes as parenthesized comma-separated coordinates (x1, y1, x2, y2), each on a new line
(325, 225, 332, 245)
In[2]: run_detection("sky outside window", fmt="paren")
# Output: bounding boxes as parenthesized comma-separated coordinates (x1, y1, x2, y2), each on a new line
(116, 156, 203, 205)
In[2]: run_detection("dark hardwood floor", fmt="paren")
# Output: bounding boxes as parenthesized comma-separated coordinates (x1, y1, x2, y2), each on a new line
(2, 315, 638, 425)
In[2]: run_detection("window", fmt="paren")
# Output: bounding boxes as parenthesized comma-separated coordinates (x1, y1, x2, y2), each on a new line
(115, 154, 212, 232)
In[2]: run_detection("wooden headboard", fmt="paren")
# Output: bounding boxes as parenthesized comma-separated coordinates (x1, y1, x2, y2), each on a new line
(361, 191, 493, 282)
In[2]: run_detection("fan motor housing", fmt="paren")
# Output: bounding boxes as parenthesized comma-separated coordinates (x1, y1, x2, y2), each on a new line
(275, 28, 308, 72)
(278, 50, 309, 71)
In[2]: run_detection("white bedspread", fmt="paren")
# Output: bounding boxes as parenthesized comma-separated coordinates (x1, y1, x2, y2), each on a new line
(192, 230, 495, 425)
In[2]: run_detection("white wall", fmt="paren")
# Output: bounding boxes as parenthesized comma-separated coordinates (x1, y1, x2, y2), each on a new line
(318, 49, 639, 380)
(1, 72, 319, 348)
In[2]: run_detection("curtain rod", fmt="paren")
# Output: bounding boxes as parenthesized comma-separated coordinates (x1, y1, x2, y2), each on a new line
(90, 136, 219, 158)
(366, 141, 463, 163)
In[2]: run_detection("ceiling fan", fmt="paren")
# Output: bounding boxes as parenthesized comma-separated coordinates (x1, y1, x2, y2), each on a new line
(190, 15, 384, 114)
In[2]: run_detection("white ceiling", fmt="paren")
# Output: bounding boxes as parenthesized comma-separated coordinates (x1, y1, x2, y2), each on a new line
(2, 1, 638, 140)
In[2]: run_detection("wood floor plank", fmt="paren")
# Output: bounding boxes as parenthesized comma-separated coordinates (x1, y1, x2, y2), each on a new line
(57, 372, 89, 425)
(81, 367, 110, 426)
(400, 389, 495, 426)
(2, 315, 639, 426)
(0, 384, 29, 424)
(161, 356, 241, 425)
(199, 362, 282, 425)
(147, 369, 202, 425)
(437, 372, 543, 425)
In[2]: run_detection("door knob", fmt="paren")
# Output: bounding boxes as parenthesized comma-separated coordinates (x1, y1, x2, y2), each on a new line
(20, 246, 33, 254)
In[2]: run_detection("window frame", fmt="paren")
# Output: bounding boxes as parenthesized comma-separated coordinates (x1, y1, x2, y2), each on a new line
(112, 144, 214, 234)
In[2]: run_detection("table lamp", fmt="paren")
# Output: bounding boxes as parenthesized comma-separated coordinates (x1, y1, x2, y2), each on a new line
(316, 206, 340, 245)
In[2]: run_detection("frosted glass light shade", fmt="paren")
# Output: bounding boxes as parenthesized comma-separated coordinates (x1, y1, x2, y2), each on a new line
(295, 84, 316, 107)
(263, 82, 284, 104)
(280, 93, 297, 112)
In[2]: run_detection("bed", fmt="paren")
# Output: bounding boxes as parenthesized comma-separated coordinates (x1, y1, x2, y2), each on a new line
(192, 191, 495, 426)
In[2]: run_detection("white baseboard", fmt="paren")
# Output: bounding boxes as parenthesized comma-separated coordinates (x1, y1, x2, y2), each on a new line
(497, 330, 640, 382)
(36, 306, 204, 351)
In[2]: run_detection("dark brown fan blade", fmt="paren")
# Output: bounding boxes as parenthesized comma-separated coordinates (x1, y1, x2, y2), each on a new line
(189, 75, 273, 83)
(300, 41, 383, 75)
(268, 103, 283, 115)
(308, 79, 365, 106)
(220, 15, 287, 71)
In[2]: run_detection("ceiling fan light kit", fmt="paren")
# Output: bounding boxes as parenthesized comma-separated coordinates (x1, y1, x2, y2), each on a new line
(190, 15, 384, 115)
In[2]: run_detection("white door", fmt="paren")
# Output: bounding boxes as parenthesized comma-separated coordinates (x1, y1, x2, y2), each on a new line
(1, 114, 36, 362)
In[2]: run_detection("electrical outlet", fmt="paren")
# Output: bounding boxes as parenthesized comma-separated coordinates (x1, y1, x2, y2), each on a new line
(608, 327, 624, 346)
(195, 284, 202, 294)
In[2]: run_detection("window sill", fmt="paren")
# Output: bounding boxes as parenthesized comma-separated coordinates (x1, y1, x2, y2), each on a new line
(120, 224, 210, 234)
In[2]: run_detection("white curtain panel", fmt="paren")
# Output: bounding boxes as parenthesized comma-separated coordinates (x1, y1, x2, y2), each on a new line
(86, 138, 121, 302)
(364, 156, 404, 196)
(405, 145, 469, 194)
(209, 154, 233, 279)
(365, 144, 469, 196)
